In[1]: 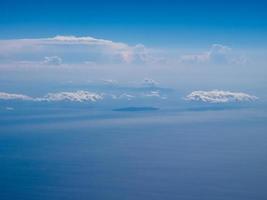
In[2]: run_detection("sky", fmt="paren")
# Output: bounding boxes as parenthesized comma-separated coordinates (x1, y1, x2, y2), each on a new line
(0, 0, 267, 97)
(1, 0, 267, 46)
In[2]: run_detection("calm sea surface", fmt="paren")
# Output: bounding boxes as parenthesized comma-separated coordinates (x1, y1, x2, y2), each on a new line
(1, 106, 267, 200)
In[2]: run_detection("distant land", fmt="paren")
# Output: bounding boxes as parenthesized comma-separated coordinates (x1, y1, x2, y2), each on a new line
(113, 107, 159, 112)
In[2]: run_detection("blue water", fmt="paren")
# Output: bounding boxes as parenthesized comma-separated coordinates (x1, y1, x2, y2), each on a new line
(1, 105, 267, 200)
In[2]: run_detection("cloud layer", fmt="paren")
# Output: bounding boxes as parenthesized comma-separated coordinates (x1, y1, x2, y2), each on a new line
(0, 91, 102, 102)
(0, 90, 166, 102)
(1, 89, 259, 104)
(185, 90, 258, 103)
(0, 35, 247, 69)
(0, 35, 150, 66)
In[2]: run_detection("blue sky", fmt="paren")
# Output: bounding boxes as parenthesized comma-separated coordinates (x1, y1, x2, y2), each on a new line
(1, 0, 267, 47)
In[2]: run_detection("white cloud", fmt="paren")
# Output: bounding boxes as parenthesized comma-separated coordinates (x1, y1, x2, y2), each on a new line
(52, 35, 125, 48)
(43, 56, 62, 65)
(51, 36, 152, 63)
(2, 89, 257, 104)
(0, 90, 165, 102)
(0, 91, 102, 102)
(143, 91, 167, 99)
(116, 93, 135, 100)
(51, 36, 152, 64)
(180, 44, 246, 65)
(144, 91, 161, 97)
(0, 36, 249, 69)
(0, 35, 151, 65)
(38, 91, 103, 102)
(0, 92, 34, 101)
(185, 90, 258, 103)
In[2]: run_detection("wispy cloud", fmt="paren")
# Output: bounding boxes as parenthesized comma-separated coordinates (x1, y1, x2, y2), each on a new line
(0, 92, 34, 101)
(101, 79, 118, 85)
(116, 93, 136, 100)
(143, 91, 167, 99)
(185, 90, 258, 103)
(43, 56, 62, 65)
(180, 44, 247, 65)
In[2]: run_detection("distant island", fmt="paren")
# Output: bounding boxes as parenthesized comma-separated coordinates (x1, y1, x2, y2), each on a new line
(113, 107, 159, 112)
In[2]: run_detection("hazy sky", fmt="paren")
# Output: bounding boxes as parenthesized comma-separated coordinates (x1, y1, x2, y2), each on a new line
(0, 0, 267, 91)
